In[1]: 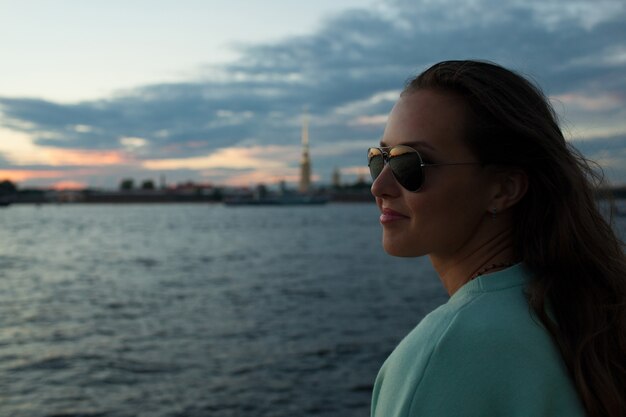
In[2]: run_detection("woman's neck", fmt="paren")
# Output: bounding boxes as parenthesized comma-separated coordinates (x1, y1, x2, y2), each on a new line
(430, 227, 517, 296)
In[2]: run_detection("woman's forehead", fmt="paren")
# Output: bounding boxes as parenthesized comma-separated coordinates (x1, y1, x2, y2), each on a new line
(381, 90, 470, 151)
(379, 139, 435, 151)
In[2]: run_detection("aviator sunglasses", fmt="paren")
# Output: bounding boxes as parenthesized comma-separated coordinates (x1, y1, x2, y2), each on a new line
(367, 145, 481, 192)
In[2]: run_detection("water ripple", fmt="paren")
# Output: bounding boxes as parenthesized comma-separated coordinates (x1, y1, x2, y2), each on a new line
(4, 203, 593, 416)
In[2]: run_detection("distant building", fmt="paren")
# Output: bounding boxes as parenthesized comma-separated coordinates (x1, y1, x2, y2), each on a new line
(299, 112, 312, 194)
(332, 167, 341, 188)
(356, 169, 367, 186)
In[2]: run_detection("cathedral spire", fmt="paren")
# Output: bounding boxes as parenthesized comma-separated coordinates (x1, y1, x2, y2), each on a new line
(299, 110, 312, 194)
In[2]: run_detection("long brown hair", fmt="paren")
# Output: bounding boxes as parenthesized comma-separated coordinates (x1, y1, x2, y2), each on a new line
(405, 60, 626, 417)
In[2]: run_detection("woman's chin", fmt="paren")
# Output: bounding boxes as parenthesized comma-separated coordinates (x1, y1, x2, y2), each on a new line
(382, 239, 422, 258)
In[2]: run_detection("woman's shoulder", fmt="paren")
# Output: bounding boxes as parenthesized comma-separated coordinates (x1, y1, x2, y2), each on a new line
(435, 285, 558, 364)
(431, 273, 569, 366)
(410, 287, 585, 415)
(437, 265, 547, 343)
(397, 278, 535, 365)
(384, 271, 571, 392)
(372, 285, 505, 395)
(372, 275, 585, 417)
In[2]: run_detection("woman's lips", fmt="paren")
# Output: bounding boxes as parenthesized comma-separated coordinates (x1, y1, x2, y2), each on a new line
(380, 207, 410, 224)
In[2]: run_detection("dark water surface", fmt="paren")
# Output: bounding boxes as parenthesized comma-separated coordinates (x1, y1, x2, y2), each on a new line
(0, 203, 448, 417)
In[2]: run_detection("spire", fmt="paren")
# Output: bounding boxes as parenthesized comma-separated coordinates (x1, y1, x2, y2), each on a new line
(299, 109, 312, 194)
(301, 110, 309, 150)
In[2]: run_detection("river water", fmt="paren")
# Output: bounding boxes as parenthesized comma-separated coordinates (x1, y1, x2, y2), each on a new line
(0, 203, 447, 417)
(1, 202, 624, 417)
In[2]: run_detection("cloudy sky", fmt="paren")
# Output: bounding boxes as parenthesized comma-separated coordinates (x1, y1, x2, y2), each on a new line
(1, 0, 625, 190)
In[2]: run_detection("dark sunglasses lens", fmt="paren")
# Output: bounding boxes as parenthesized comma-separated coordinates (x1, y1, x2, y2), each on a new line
(367, 148, 384, 180)
(389, 147, 423, 191)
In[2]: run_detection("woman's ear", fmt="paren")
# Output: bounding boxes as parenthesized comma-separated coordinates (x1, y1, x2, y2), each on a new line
(490, 168, 528, 212)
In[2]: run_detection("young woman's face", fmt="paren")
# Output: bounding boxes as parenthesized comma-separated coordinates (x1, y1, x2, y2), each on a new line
(371, 89, 496, 258)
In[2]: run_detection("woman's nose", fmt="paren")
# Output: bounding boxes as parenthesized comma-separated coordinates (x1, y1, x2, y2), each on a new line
(370, 164, 402, 199)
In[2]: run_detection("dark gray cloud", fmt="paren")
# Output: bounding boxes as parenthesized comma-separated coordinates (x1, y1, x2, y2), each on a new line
(572, 134, 626, 183)
(1, 0, 625, 184)
(573, 134, 626, 155)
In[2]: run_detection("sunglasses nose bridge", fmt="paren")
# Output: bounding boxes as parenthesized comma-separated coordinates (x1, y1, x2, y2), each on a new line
(379, 149, 392, 165)
(370, 156, 403, 197)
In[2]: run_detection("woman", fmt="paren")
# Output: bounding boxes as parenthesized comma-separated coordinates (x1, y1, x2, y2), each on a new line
(368, 60, 625, 417)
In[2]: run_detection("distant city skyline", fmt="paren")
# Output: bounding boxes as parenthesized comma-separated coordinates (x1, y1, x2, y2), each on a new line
(1, 0, 625, 189)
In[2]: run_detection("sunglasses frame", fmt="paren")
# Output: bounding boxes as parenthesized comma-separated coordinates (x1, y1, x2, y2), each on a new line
(367, 145, 481, 192)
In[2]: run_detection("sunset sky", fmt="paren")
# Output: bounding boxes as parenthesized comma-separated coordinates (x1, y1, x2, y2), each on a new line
(1, 0, 625, 190)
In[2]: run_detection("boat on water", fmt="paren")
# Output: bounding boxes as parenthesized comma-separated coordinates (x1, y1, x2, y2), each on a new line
(223, 193, 329, 206)
(0, 196, 13, 207)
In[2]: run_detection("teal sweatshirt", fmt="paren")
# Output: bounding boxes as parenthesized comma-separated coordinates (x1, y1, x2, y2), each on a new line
(371, 264, 586, 417)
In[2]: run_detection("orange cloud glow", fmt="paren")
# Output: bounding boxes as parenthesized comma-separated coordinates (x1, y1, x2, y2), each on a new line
(143, 145, 298, 171)
(342, 165, 371, 177)
(0, 128, 133, 167)
(43, 148, 131, 166)
(51, 180, 88, 190)
(0, 168, 101, 185)
(0, 170, 68, 182)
